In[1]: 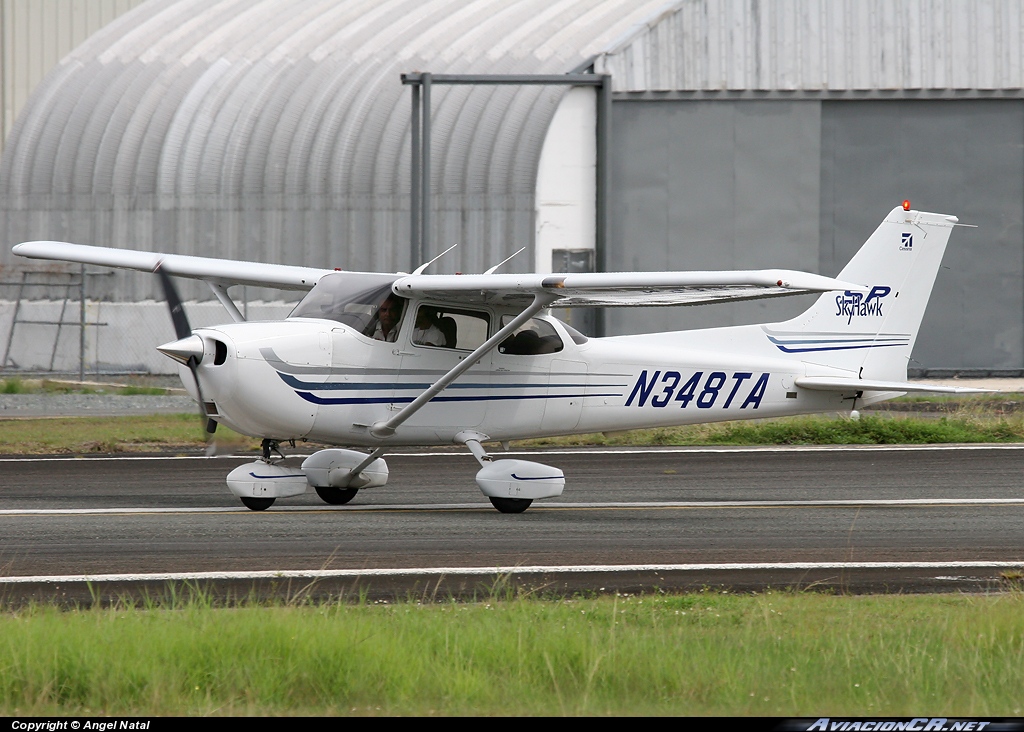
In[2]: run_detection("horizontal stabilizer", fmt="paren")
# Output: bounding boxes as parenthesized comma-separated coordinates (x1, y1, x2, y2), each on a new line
(795, 377, 992, 394)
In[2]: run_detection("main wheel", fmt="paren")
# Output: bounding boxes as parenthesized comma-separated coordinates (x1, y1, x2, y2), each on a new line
(314, 485, 358, 505)
(489, 497, 532, 514)
(240, 496, 275, 511)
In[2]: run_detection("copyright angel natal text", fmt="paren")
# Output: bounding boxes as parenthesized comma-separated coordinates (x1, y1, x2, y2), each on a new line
(12, 723, 150, 731)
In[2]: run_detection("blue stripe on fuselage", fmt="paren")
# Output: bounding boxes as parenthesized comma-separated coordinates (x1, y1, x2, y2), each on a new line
(294, 392, 622, 406)
(276, 372, 623, 391)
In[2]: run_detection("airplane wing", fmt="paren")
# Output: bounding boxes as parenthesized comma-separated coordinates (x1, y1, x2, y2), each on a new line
(393, 270, 868, 308)
(14, 241, 864, 304)
(795, 377, 991, 394)
(12, 241, 331, 290)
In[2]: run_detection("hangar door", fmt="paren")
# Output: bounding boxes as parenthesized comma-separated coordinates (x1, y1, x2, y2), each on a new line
(609, 98, 1024, 371)
(820, 100, 1024, 371)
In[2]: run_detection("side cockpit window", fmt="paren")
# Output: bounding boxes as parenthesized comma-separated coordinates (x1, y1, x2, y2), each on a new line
(289, 273, 406, 342)
(412, 305, 489, 351)
(498, 316, 564, 355)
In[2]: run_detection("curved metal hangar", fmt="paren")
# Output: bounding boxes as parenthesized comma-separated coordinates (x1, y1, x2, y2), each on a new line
(2, 0, 1022, 372)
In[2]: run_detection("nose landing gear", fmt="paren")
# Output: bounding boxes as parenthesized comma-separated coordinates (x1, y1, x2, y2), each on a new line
(226, 438, 308, 511)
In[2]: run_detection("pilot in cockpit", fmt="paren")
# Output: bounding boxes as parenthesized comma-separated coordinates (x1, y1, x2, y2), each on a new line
(371, 294, 405, 342)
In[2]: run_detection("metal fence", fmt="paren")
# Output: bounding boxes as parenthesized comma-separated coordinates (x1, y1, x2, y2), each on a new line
(0, 266, 107, 379)
(0, 267, 295, 377)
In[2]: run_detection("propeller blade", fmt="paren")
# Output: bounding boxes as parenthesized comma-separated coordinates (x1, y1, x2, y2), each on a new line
(156, 264, 192, 340)
(154, 264, 217, 454)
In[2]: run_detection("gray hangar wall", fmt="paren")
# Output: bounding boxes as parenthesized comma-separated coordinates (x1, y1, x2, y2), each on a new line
(607, 98, 1024, 372)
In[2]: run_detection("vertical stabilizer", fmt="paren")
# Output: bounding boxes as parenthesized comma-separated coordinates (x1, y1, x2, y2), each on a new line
(767, 206, 958, 379)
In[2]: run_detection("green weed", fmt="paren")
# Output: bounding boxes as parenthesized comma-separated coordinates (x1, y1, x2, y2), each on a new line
(1, 378, 28, 394)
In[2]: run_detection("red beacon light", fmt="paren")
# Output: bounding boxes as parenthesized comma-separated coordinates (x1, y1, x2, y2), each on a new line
(902, 200, 911, 211)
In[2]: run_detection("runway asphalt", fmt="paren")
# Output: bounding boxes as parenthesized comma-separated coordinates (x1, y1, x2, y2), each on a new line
(1, 445, 1022, 603)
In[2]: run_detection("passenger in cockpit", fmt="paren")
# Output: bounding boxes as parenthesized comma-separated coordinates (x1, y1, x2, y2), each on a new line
(412, 307, 445, 347)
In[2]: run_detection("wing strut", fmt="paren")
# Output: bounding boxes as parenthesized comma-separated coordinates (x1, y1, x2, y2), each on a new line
(207, 282, 245, 323)
(369, 293, 558, 438)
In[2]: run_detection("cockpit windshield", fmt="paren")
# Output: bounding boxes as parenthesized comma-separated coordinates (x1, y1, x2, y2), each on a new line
(289, 273, 402, 337)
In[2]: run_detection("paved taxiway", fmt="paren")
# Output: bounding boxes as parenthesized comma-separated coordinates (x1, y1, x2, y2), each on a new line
(1, 446, 1023, 600)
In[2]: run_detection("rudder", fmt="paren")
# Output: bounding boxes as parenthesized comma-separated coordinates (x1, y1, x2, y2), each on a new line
(767, 205, 959, 380)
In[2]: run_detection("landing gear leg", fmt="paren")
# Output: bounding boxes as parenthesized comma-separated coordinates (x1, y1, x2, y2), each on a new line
(262, 438, 285, 461)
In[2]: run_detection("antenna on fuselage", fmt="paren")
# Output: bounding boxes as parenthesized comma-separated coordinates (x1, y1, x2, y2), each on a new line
(411, 242, 459, 275)
(483, 247, 526, 275)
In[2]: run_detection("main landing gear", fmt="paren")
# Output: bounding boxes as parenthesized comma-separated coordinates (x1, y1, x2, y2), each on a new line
(456, 431, 565, 514)
(225, 440, 389, 511)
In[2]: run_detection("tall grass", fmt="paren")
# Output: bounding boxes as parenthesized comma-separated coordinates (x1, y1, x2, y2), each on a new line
(1, 590, 1023, 715)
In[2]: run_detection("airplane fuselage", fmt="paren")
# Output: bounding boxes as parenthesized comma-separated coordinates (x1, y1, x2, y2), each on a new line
(186, 312, 855, 447)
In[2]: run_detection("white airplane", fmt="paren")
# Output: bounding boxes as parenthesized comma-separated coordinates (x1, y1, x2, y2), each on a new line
(13, 202, 981, 513)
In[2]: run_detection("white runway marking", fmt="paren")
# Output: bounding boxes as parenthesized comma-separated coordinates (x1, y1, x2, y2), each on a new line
(2, 561, 1022, 585)
(2, 442, 1024, 463)
(2, 497, 1024, 516)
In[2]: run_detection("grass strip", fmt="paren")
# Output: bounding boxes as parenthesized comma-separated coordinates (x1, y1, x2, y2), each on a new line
(0, 413, 260, 454)
(0, 378, 172, 395)
(1, 590, 1023, 715)
(2, 411, 1024, 454)
(520, 413, 1024, 448)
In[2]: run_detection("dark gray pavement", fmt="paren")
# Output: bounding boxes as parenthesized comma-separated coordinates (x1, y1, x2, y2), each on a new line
(1, 446, 1022, 600)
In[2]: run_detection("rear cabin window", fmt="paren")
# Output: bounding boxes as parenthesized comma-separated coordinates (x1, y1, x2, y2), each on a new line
(497, 316, 564, 355)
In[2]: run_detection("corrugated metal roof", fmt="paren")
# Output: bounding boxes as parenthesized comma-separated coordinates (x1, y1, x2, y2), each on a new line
(0, 0, 667, 299)
(597, 0, 1024, 92)
(3, 0, 1018, 302)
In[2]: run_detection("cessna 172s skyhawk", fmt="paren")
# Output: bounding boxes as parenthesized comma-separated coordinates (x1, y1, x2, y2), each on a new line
(13, 202, 980, 513)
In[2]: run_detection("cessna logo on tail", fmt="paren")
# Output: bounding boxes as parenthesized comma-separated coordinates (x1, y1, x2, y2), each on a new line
(835, 286, 891, 324)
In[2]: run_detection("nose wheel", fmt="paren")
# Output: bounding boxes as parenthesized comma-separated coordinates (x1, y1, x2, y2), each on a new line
(488, 497, 532, 514)
(240, 496, 275, 511)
